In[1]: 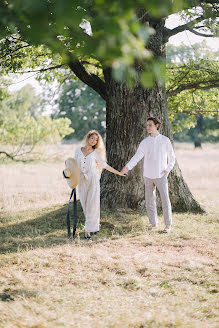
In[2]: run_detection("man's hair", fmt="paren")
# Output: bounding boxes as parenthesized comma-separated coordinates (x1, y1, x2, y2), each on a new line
(147, 117, 161, 130)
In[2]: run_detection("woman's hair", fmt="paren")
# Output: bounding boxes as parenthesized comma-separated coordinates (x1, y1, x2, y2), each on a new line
(147, 117, 161, 130)
(84, 130, 106, 164)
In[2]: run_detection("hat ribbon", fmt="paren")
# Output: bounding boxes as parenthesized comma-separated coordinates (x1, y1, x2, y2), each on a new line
(63, 170, 69, 179)
(66, 188, 77, 238)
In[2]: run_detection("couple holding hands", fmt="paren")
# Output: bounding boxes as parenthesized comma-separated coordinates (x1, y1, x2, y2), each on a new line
(73, 117, 175, 240)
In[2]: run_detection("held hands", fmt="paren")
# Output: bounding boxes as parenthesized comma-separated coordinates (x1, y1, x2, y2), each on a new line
(120, 166, 128, 176)
(107, 165, 128, 176)
(118, 171, 126, 176)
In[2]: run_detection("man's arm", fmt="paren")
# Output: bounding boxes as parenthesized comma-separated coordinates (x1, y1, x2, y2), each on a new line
(165, 139, 175, 173)
(121, 141, 145, 174)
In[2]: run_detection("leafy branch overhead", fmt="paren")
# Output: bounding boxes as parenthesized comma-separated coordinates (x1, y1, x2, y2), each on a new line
(0, 0, 218, 92)
(166, 44, 219, 135)
(167, 59, 219, 97)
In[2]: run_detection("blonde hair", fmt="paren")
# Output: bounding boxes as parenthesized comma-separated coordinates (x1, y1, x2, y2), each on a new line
(84, 130, 106, 173)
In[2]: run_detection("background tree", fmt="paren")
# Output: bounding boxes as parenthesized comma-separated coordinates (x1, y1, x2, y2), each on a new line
(0, 0, 218, 211)
(166, 43, 219, 146)
(55, 79, 106, 140)
(173, 114, 219, 145)
(166, 40, 219, 64)
(0, 85, 73, 160)
(1, 84, 41, 117)
(54, 43, 219, 143)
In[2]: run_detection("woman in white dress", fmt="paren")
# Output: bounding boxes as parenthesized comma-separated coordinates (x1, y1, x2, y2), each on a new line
(75, 130, 124, 240)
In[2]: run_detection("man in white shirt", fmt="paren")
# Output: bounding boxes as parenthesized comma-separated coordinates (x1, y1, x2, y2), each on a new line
(121, 117, 175, 233)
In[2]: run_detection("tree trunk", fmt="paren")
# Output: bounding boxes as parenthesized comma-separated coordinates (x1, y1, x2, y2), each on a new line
(101, 19, 204, 213)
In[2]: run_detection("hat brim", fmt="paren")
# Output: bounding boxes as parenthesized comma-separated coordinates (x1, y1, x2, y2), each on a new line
(63, 158, 80, 189)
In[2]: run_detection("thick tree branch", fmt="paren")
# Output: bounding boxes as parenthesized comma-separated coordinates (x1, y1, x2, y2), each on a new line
(167, 79, 219, 97)
(164, 15, 215, 40)
(167, 69, 191, 94)
(68, 59, 106, 100)
(187, 27, 214, 37)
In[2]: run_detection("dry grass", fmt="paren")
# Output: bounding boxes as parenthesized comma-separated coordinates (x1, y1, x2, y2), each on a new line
(0, 142, 218, 328)
(0, 144, 81, 212)
(0, 142, 218, 213)
(175, 142, 219, 213)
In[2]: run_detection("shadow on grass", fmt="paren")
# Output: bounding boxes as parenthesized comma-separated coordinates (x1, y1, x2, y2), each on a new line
(0, 201, 85, 254)
(0, 202, 145, 254)
(0, 288, 37, 302)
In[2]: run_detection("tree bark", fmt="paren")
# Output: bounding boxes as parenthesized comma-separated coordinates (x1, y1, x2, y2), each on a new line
(101, 19, 204, 213)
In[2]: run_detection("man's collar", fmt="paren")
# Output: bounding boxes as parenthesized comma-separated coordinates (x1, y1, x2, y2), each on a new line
(149, 133, 160, 138)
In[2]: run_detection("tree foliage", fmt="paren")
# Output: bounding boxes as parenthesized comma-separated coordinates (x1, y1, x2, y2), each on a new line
(166, 43, 219, 135)
(167, 59, 219, 97)
(0, 85, 73, 160)
(53, 42, 219, 141)
(173, 114, 219, 143)
(0, 1, 218, 88)
(166, 41, 219, 64)
(55, 79, 106, 140)
(0, 0, 218, 211)
(1, 3, 218, 145)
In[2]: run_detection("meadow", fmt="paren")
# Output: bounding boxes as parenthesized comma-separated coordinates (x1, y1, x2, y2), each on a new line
(0, 143, 218, 328)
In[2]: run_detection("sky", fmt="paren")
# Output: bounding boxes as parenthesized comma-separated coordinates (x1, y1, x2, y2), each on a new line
(166, 14, 218, 50)
(7, 13, 219, 93)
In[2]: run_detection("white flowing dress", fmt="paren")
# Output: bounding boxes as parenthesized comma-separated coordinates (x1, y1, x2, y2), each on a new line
(75, 147, 107, 232)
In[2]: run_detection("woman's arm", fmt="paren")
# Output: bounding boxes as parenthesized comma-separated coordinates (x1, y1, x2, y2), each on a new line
(95, 150, 125, 176)
(105, 164, 125, 176)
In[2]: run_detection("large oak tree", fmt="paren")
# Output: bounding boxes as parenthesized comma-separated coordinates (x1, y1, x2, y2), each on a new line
(0, 0, 218, 212)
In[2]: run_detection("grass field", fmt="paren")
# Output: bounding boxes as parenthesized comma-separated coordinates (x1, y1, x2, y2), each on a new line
(0, 143, 218, 328)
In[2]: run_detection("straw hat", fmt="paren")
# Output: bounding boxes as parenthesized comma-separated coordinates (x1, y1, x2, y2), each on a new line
(63, 158, 80, 189)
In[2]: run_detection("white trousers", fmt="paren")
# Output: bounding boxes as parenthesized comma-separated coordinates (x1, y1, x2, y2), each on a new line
(144, 175, 172, 226)
(78, 174, 100, 233)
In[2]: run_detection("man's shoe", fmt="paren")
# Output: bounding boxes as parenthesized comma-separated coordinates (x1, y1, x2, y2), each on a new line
(162, 225, 171, 233)
(148, 224, 158, 231)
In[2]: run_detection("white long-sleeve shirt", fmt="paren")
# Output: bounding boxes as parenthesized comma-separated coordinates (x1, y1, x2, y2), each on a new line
(126, 134, 175, 179)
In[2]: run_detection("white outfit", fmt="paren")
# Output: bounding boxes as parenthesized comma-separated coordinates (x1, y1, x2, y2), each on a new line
(126, 134, 175, 179)
(126, 134, 175, 226)
(75, 147, 107, 232)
